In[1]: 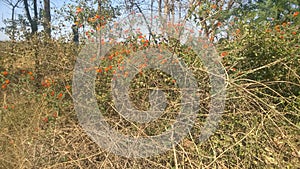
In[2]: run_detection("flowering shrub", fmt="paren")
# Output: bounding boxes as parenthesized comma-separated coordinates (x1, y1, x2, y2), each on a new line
(221, 20, 299, 97)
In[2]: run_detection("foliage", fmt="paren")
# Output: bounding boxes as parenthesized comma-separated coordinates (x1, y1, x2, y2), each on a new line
(220, 19, 300, 96)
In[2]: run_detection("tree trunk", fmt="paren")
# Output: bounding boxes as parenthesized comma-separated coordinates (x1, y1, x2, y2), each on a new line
(11, 7, 16, 40)
(72, 24, 79, 44)
(43, 0, 51, 37)
(158, 0, 162, 19)
(171, 0, 175, 24)
(178, 0, 182, 19)
(164, 0, 169, 21)
(24, 0, 38, 35)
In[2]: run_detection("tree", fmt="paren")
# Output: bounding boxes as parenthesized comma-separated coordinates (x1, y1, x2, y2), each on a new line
(58, 0, 118, 43)
(43, 0, 51, 37)
(1, 0, 23, 40)
(23, 0, 38, 35)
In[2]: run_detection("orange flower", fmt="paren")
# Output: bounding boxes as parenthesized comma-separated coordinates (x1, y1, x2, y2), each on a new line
(2, 71, 8, 76)
(266, 29, 271, 33)
(108, 54, 114, 60)
(292, 32, 297, 35)
(221, 51, 228, 57)
(5, 79, 10, 84)
(1, 84, 7, 89)
(282, 22, 287, 27)
(96, 25, 101, 31)
(88, 17, 97, 22)
(28, 71, 33, 75)
(43, 117, 49, 123)
(65, 85, 71, 90)
(211, 4, 217, 9)
(51, 91, 55, 96)
(217, 22, 222, 27)
(57, 93, 63, 99)
(30, 76, 35, 80)
(235, 29, 240, 35)
(96, 68, 102, 73)
(293, 11, 299, 17)
(104, 67, 110, 72)
(76, 7, 83, 14)
(95, 14, 101, 19)
(275, 25, 281, 32)
(42, 79, 51, 87)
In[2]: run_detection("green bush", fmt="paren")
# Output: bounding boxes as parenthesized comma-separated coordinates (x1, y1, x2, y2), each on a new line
(221, 22, 300, 97)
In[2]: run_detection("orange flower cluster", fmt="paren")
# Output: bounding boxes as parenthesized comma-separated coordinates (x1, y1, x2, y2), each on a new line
(211, 4, 217, 9)
(76, 7, 83, 14)
(2, 71, 9, 89)
(275, 25, 281, 32)
(41, 79, 52, 87)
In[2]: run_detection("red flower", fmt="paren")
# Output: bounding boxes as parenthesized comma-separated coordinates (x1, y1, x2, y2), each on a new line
(108, 54, 114, 60)
(43, 117, 49, 123)
(2, 71, 8, 76)
(42, 79, 51, 87)
(231, 67, 237, 72)
(96, 68, 103, 73)
(57, 93, 63, 99)
(293, 11, 299, 17)
(1, 84, 7, 89)
(221, 52, 228, 57)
